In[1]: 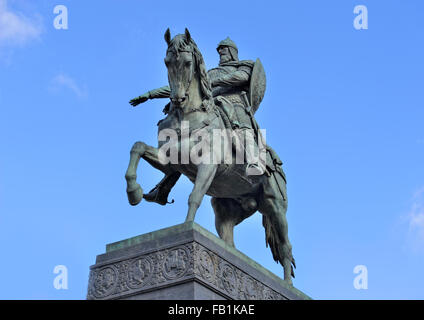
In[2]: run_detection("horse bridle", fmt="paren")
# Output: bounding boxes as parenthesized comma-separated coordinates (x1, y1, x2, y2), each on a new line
(168, 47, 212, 117)
(168, 48, 196, 104)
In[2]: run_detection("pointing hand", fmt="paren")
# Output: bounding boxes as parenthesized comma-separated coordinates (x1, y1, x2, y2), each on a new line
(129, 93, 149, 107)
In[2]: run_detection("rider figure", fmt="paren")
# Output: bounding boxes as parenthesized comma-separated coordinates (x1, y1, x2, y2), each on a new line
(129, 37, 263, 205)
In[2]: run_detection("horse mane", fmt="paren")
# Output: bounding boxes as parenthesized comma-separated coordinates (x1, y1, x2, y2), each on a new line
(167, 34, 213, 106)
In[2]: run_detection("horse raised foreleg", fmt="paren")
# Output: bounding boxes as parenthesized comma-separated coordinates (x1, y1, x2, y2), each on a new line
(125, 142, 145, 205)
(186, 164, 217, 222)
(125, 141, 173, 206)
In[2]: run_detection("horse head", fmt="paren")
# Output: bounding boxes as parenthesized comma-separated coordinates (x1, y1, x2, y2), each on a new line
(163, 28, 212, 110)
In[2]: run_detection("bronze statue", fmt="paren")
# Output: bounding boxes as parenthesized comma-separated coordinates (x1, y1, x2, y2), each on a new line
(130, 36, 266, 203)
(125, 29, 296, 285)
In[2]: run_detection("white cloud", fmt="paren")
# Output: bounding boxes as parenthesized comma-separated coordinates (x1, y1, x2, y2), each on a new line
(406, 187, 424, 251)
(0, 0, 42, 47)
(50, 73, 88, 98)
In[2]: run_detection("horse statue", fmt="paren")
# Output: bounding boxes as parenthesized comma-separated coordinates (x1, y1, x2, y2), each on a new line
(124, 28, 296, 285)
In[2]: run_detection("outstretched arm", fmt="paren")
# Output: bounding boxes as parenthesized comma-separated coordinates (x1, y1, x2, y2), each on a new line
(129, 85, 171, 107)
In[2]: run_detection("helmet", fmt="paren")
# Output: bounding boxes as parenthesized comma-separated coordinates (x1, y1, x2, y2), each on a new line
(217, 37, 239, 62)
(216, 37, 238, 52)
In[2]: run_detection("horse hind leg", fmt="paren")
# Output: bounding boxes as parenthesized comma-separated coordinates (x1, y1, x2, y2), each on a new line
(211, 197, 256, 248)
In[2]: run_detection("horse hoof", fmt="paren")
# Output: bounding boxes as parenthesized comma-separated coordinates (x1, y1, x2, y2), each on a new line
(127, 184, 143, 206)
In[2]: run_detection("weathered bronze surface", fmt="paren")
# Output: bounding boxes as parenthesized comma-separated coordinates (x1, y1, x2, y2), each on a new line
(125, 29, 295, 285)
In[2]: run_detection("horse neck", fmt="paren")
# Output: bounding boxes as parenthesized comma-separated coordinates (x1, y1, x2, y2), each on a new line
(181, 72, 210, 120)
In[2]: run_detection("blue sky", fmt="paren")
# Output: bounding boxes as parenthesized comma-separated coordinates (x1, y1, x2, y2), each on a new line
(0, 0, 423, 299)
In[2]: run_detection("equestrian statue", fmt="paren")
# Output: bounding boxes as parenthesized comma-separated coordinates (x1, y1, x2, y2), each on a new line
(125, 28, 296, 285)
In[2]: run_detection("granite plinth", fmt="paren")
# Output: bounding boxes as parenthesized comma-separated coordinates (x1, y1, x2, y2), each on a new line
(87, 222, 310, 300)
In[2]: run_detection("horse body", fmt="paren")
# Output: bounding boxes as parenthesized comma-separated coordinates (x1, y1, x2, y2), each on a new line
(125, 29, 295, 285)
(158, 106, 263, 199)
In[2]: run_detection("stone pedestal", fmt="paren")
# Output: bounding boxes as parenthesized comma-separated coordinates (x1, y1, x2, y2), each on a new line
(87, 222, 310, 300)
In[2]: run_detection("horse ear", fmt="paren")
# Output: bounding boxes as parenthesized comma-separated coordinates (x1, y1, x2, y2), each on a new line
(164, 28, 171, 45)
(185, 28, 191, 42)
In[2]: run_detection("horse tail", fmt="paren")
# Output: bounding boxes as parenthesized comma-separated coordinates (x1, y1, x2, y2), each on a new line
(262, 213, 296, 278)
(261, 157, 296, 279)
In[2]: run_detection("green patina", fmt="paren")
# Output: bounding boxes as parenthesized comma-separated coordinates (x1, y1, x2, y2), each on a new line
(125, 28, 295, 284)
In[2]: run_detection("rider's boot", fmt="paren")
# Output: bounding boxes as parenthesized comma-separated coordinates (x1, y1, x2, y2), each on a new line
(143, 171, 181, 205)
(241, 128, 267, 176)
(246, 163, 265, 176)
